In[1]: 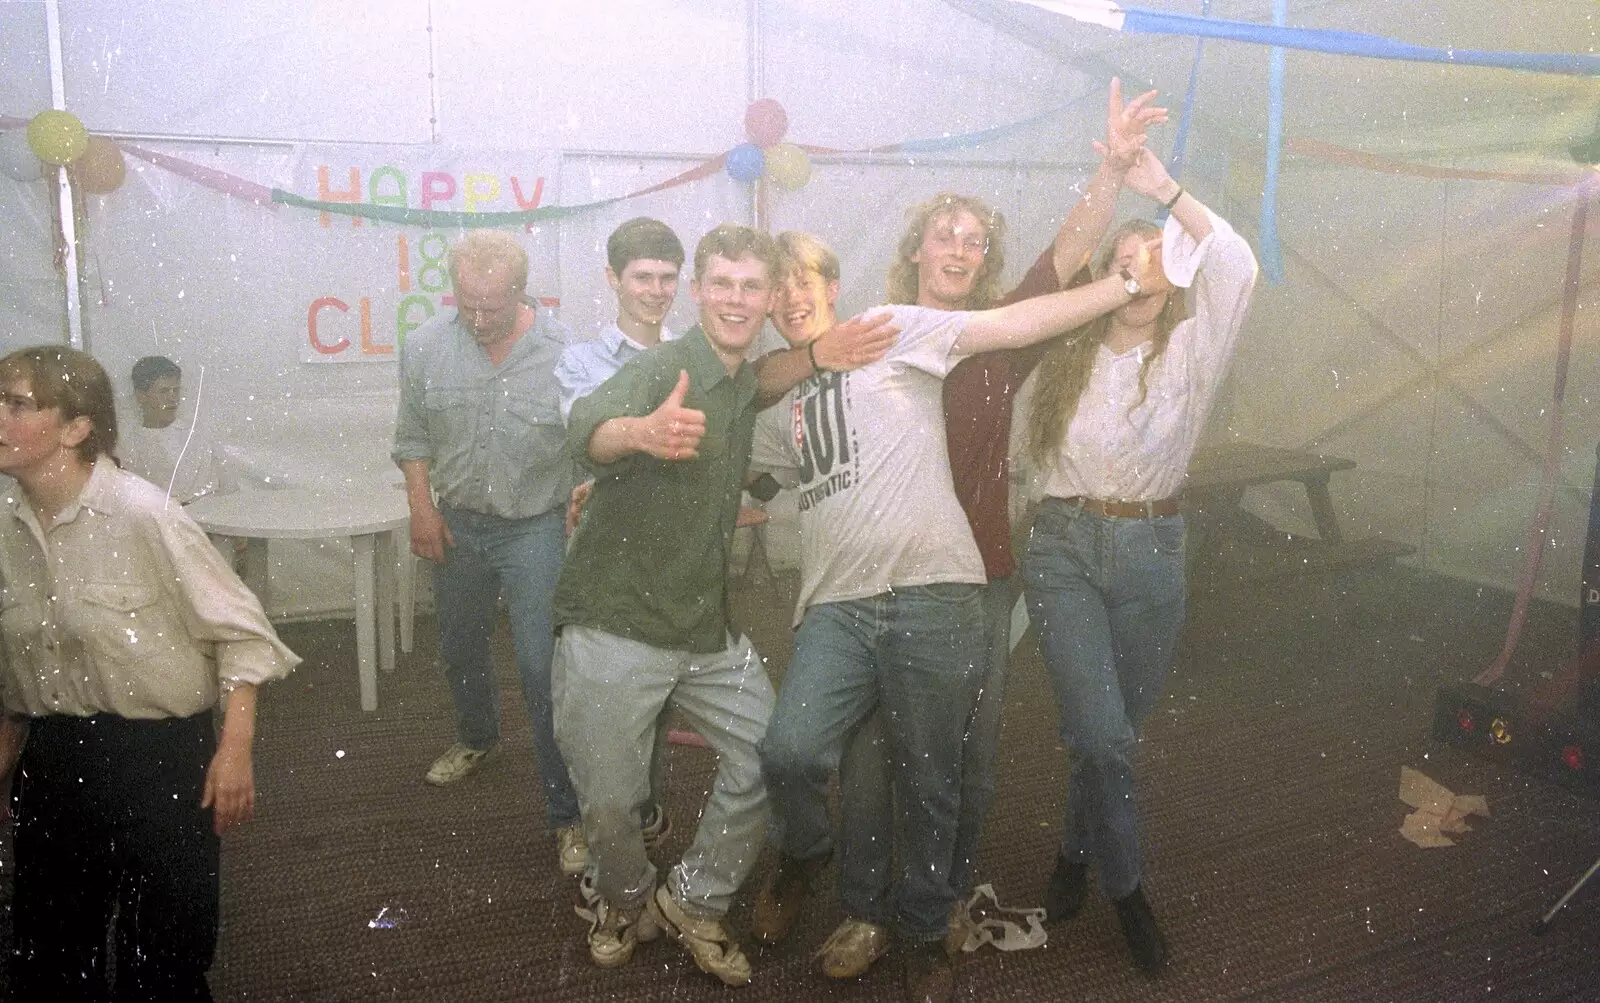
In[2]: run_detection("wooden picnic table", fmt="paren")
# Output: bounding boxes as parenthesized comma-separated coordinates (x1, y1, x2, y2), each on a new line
(1184, 441, 1413, 580)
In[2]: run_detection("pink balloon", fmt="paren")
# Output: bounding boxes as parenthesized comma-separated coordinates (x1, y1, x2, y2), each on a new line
(744, 99, 789, 148)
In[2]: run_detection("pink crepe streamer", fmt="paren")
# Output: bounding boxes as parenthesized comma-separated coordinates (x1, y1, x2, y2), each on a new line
(1474, 176, 1596, 687)
(120, 143, 278, 207)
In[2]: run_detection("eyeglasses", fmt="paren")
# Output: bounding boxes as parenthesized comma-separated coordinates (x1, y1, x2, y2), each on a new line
(0, 392, 43, 417)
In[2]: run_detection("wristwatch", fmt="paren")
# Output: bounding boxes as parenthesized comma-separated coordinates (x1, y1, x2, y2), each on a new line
(1119, 268, 1141, 297)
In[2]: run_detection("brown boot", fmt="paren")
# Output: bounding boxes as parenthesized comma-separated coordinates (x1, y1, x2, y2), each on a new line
(903, 940, 959, 1003)
(751, 851, 830, 945)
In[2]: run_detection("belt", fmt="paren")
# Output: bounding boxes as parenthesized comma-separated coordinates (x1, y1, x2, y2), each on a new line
(1061, 495, 1183, 519)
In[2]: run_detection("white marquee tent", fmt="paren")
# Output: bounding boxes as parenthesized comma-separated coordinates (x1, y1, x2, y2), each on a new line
(1, 0, 1595, 628)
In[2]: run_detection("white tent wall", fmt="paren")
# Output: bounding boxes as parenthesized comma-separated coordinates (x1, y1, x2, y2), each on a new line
(0, 0, 1594, 618)
(0, 0, 1102, 616)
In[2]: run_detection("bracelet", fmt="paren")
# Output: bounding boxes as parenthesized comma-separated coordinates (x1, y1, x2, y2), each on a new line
(1161, 186, 1184, 212)
(807, 338, 825, 374)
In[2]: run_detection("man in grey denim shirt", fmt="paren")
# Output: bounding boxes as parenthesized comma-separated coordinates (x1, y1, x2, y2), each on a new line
(392, 230, 587, 876)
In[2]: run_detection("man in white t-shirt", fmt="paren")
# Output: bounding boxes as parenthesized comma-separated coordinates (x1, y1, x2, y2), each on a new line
(119, 356, 222, 504)
(751, 231, 1169, 1000)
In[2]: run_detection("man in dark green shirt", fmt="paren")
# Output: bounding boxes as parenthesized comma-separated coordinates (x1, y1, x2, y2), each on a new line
(551, 224, 780, 988)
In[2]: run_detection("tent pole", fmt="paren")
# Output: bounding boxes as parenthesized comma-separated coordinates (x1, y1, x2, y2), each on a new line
(44, 0, 85, 352)
(747, 0, 763, 230)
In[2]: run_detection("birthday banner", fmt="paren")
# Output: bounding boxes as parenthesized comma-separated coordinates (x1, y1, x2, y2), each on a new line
(282, 145, 561, 364)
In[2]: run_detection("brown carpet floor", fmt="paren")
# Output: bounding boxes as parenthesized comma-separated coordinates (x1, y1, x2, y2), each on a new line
(2, 559, 1597, 1001)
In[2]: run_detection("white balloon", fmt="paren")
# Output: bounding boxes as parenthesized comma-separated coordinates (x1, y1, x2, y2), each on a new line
(0, 128, 45, 182)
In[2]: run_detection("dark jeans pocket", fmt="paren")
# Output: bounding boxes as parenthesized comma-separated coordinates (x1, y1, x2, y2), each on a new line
(1150, 516, 1187, 555)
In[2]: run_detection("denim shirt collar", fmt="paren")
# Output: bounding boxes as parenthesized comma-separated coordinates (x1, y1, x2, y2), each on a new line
(598, 321, 678, 359)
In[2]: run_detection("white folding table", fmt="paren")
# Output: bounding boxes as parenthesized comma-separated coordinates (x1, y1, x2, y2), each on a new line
(187, 482, 410, 711)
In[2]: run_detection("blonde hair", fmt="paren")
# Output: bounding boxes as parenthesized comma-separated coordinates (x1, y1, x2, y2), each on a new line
(1025, 220, 1188, 466)
(886, 192, 1006, 309)
(448, 230, 529, 292)
(775, 230, 839, 284)
(692, 224, 780, 282)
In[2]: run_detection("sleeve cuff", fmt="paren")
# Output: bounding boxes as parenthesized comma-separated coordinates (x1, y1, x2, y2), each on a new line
(217, 637, 301, 690)
(1161, 209, 1225, 290)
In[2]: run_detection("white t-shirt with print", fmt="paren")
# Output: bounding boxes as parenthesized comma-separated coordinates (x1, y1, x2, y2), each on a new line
(752, 304, 985, 626)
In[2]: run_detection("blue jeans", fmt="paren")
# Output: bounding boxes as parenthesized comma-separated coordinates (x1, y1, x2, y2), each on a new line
(759, 584, 983, 942)
(433, 506, 579, 829)
(836, 577, 1015, 925)
(1021, 499, 1186, 900)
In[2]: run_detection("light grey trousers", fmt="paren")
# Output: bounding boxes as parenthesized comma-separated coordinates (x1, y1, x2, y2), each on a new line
(552, 625, 775, 918)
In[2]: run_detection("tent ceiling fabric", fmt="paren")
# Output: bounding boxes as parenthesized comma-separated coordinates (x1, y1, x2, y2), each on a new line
(943, 0, 1599, 606)
(943, 0, 1598, 161)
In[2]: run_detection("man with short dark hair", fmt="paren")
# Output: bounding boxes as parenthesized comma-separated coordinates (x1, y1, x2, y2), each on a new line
(556, 217, 687, 421)
(120, 355, 222, 503)
(555, 216, 688, 856)
(392, 229, 585, 876)
(551, 224, 784, 988)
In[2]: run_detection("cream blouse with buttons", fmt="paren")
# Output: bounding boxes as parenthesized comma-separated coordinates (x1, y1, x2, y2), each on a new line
(0, 456, 299, 720)
(1039, 208, 1259, 503)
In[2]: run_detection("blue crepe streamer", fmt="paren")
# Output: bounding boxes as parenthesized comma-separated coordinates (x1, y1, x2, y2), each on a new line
(1160, 0, 1211, 223)
(1119, 8, 1600, 76)
(1259, 0, 1288, 283)
(892, 103, 1069, 153)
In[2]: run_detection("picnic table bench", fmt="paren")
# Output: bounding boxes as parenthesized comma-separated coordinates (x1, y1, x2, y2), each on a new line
(1184, 442, 1414, 581)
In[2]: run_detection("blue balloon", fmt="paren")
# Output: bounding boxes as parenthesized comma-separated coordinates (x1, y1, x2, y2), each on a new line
(725, 143, 765, 184)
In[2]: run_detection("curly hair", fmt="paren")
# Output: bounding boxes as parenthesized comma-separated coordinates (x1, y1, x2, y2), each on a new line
(885, 192, 1006, 310)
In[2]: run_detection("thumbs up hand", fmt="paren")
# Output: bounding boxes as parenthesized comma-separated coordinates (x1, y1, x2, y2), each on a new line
(636, 370, 707, 461)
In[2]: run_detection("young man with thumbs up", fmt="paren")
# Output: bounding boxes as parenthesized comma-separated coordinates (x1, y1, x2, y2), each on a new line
(549, 224, 783, 988)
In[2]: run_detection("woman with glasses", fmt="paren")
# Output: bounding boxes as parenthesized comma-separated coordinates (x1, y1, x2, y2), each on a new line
(0, 346, 298, 1000)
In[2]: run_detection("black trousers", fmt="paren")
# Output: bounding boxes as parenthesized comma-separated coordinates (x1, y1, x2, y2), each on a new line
(9, 712, 219, 1003)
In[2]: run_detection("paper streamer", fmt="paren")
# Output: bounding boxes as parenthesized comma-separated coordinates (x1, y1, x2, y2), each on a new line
(1473, 177, 1596, 687)
(8, 96, 1585, 233)
(1008, 1, 1600, 74)
(1286, 138, 1584, 188)
(1118, 8, 1600, 76)
(802, 86, 1101, 157)
(271, 153, 728, 227)
(1258, 0, 1287, 283)
(121, 143, 278, 206)
(1160, 0, 1211, 223)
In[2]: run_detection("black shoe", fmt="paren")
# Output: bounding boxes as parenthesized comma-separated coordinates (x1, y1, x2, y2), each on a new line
(1114, 885, 1169, 974)
(751, 851, 830, 945)
(1044, 853, 1088, 922)
(902, 940, 958, 1003)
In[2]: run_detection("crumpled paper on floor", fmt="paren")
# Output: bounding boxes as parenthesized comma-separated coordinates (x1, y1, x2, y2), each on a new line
(951, 883, 1048, 952)
(1398, 766, 1490, 848)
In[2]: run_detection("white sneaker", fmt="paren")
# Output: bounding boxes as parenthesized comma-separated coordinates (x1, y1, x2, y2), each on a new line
(424, 743, 498, 786)
(647, 884, 751, 987)
(558, 824, 590, 876)
(586, 893, 661, 969)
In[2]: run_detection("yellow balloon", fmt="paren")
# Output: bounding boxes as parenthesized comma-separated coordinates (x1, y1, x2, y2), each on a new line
(764, 143, 812, 191)
(26, 109, 88, 165)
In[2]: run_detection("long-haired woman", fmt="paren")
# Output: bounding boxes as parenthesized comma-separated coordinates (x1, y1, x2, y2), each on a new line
(1022, 150, 1258, 973)
(0, 346, 298, 1000)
